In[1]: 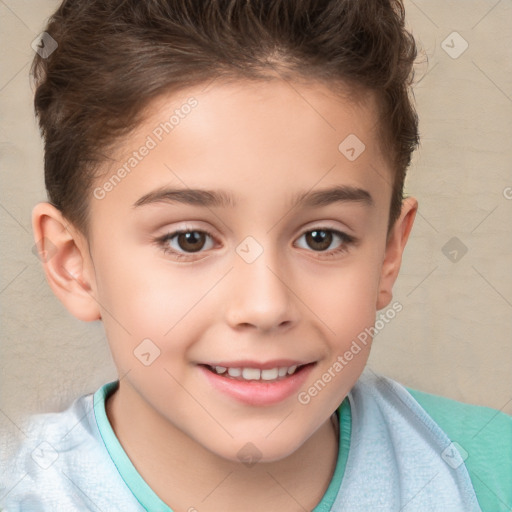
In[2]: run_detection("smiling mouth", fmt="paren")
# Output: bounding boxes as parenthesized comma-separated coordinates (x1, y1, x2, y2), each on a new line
(201, 363, 315, 382)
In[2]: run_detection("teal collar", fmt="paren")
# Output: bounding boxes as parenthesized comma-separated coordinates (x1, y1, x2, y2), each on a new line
(93, 380, 351, 511)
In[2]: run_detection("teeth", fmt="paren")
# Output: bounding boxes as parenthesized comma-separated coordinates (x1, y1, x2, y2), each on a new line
(242, 368, 261, 380)
(278, 367, 288, 377)
(227, 367, 242, 377)
(287, 365, 297, 375)
(212, 365, 302, 381)
(261, 368, 279, 380)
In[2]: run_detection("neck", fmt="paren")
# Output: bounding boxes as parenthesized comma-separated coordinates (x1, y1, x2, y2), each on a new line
(106, 381, 339, 512)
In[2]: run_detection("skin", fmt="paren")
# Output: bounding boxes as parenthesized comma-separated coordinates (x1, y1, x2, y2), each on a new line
(33, 78, 417, 511)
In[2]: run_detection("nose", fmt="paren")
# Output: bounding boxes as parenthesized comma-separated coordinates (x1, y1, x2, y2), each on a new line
(224, 244, 299, 333)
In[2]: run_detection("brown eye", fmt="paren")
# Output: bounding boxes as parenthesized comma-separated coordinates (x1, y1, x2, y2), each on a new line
(158, 229, 215, 259)
(305, 230, 333, 251)
(295, 227, 355, 257)
(175, 231, 207, 253)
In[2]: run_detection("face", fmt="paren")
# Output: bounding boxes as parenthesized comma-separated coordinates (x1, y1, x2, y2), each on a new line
(79, 79, 403, 462)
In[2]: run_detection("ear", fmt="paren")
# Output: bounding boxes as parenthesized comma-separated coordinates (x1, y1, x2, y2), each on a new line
(376, 197, 418, 310)
(32, 202, 101, 322)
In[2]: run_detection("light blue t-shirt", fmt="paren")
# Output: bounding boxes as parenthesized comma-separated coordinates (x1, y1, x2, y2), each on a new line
(1, 370, 510, 511)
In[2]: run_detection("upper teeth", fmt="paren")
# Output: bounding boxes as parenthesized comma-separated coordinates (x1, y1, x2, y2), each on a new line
(212, 365, 299, 381)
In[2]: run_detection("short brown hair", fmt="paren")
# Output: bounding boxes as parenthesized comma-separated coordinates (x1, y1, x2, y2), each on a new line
(31, 0, 419, 237)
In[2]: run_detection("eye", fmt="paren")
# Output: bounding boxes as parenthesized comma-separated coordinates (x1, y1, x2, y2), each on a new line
(156, 229, 215, 260)
(295, 228, 355, 257)
(154, 226, 355, 261)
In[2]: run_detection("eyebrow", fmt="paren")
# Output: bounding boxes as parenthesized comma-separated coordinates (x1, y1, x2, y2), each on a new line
(132, 184, 373, 210)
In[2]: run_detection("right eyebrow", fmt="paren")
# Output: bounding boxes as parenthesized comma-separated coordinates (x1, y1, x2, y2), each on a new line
(132, 187, 235, 209)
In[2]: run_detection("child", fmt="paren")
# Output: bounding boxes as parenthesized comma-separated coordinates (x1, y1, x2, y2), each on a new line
(1, 0, 510, 510)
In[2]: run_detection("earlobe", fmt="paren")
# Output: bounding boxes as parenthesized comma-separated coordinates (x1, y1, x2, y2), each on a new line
(32, 202, 101, 322)
(376, 197, 418, 310)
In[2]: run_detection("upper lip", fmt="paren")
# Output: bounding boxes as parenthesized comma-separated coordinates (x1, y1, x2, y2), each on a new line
(201, 360, 314, 369)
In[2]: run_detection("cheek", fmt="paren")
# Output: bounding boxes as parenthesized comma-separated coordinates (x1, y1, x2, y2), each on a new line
(305, 268, 380, 406)
(93, 243, 182, 325)
(312, 257, 383, 332)
(92, 246, 218, 363)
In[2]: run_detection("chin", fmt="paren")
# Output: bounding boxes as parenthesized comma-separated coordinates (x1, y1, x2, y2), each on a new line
(208, 432, 308, 466)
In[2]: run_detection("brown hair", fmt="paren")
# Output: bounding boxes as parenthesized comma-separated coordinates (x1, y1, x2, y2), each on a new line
(31, 0, 419, 237)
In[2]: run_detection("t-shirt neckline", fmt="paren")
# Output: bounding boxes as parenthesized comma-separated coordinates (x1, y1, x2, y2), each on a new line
(93, 380, 351, 512)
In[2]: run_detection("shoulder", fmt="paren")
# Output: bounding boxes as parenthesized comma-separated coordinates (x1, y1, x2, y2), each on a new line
(0, 389, 140, 511)
(0, 393, 92, 508)
(405, 385, 512, 441)
(351, 371, 511, 511)
(405, 385, 512, 512)
(4, 391, 97, 467)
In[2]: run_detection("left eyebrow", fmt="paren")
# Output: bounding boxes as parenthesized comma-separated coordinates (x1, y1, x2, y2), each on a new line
(290, 185, 374, 209)
(132, 185, 373, 210)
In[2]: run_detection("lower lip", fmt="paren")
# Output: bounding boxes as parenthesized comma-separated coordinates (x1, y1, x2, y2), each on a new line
(199, 364, 315, 406)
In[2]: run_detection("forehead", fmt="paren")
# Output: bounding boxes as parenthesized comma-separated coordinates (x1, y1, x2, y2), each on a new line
(140, 78, 382, 161)
(91, 78, 391, 225)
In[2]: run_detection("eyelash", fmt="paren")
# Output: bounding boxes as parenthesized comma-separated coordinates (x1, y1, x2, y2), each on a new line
(154, 226, 356, 261)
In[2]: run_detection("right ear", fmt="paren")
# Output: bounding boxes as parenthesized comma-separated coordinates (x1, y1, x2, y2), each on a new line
(32, 202, 101, 322)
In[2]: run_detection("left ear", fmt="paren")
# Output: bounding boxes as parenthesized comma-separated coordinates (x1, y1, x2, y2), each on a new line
(376, 196, 418, 310)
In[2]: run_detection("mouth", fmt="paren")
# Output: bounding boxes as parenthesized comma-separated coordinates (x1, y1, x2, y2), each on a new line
(198, 360, 317, 406)
(200, 363, 314, 382)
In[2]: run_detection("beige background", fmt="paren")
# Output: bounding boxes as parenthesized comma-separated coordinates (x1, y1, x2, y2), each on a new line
(1, 0, 511, 455)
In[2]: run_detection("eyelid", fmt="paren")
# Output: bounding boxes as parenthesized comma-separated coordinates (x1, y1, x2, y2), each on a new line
(155, 226, 217, 259)
(297, 220, 355, 238)
(293, 226, 356, 254)
(154, 223, 357, 260)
